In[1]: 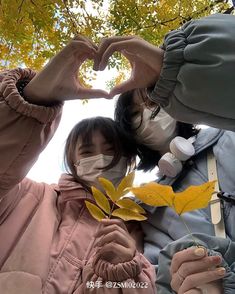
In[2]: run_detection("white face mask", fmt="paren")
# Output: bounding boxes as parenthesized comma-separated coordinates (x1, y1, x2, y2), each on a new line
(75, 154, 127, 188)
(132, 108, 177, 150)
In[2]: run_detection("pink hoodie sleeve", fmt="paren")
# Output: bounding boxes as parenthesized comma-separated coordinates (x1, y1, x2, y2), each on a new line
(0, 68, 63, 199)
(80, 251, 157, 293)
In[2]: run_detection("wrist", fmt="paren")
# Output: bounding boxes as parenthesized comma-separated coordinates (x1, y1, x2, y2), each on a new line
(23, 81, 44, 105)
(23, 80, 58, 106)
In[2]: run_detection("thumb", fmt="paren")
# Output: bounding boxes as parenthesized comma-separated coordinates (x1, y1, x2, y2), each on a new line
(184, 289, 202, 294)
(109, 78, 136, 97)
(77, 88, 110, 99)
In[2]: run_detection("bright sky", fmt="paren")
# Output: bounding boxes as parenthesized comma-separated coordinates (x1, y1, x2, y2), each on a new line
(27, 68, 158, 185)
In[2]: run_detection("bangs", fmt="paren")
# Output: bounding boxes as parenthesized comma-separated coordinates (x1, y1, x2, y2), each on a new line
(78, 117, 121, 150)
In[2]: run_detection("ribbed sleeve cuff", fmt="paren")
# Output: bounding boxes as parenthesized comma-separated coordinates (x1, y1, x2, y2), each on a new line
(92, 251, 142, 281)
(149, 28, 188, 107)
(0, 68, 63, 124)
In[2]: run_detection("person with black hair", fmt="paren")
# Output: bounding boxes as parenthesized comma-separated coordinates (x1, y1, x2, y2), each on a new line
(114, 88, 235, 294)
(95, 13, 235, 131)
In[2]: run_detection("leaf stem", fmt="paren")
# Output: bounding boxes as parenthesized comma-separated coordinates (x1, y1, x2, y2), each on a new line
(108, 202, 115, 219)
(179, 215, 200, 247)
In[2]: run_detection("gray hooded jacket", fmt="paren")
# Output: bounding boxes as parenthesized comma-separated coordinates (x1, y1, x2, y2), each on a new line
(141, 128, 235, 293)
(150, 13, 235, 131)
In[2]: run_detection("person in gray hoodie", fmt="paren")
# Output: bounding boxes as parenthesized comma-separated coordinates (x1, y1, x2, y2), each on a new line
(95, 13, 235, 131)
(114, 88, 235, 294)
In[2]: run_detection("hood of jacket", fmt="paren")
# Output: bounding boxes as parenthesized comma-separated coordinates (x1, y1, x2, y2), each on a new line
(57, 173, 94, 204)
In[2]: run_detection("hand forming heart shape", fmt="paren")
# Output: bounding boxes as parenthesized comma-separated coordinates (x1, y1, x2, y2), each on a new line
(24, 35, 164, 105)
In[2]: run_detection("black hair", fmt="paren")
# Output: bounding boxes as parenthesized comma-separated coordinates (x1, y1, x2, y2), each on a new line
(64, 116, 137, 187)
(114, 90, 200, 172)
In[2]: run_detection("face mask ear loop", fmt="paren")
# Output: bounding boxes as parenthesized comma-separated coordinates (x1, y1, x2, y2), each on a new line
(74, 160, 80, 167)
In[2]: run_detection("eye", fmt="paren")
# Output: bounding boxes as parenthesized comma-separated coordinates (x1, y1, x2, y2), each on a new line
(79, 150, 94, 158)
(104, 145, 115, 155)
(80, 151, 91, 155)
(130, 110, 140, 118)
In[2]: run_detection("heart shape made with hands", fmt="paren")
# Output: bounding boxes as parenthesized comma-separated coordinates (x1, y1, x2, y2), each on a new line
(90, 35, 162, 99)
(90, 52, 158, 99)
(62, 35, 162, 99)
(27, 36, 162, 102)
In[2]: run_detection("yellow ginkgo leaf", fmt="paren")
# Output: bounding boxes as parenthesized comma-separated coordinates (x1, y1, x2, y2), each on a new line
(131, 182, 174, 207)
(173, 181, 216, 215)
(91, 186, 111, 215)
(116, 172, 135, 198)
(116, 198, 146, 214)
(112, 208, 147, 221)
(85, 201, 107, 221)
(98, 177, 118, 201)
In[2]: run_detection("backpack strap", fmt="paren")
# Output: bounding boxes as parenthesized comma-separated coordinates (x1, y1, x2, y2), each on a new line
(207, 149, 226, 238)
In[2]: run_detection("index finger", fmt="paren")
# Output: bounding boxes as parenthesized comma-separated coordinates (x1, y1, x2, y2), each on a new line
(77, 88, 110, 99)
(73, 35, 98, 50)
(109, 77, 136, 97)
(99, 218, 128, 231)
(94, 36, 137, 70)
(170, 247, 207, 275)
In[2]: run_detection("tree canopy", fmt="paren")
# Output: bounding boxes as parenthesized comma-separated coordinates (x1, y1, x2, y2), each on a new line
(0, 0, 232, 73)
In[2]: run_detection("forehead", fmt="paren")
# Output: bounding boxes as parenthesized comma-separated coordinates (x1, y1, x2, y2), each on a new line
(76, 130, 110, 148)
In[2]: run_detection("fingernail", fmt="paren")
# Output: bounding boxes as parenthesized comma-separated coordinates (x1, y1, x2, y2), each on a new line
(211, 255, 221, 263)
(216, 267, 226, 275)
(194, 247, 206, 257)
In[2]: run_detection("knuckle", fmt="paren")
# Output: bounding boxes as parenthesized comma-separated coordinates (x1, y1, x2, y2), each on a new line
(180, 263, 189, 276)
(68, 41, 79, 51)
(99, 37, 109, 46)
(113, 224, 120, 231)
(183, 276, 196, 289)
(107, 242, 116, 250)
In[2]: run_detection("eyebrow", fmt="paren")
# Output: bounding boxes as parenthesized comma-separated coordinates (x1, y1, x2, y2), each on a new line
(78, 141, 113, 151)
(78, 143, 94, 151)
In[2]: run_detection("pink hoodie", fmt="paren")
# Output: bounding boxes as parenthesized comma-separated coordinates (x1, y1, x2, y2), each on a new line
(0, 68, 157, 293)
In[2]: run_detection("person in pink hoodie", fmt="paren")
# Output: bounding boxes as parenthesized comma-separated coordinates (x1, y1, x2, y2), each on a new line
(0, 36, 157, 293)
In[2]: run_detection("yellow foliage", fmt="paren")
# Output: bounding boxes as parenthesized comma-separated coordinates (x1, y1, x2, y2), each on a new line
(116, 198, 146, 214)
(173, 181, 216, 215)
(112, 208, 147, 221)
(85, 172, 147, 222)
(131, 181, 216, 215)
(131, 182, 174, 207)
(0, 0, 231, 72)
(85, 200, 106, 221)
(98, 177, 118, 201)
(91, 186, 111, 214)
(116, 171, 135, 198)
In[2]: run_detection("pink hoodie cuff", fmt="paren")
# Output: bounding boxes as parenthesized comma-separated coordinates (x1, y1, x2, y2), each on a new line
(92, 251, 142, 281)
(0, 68, 63, 124)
